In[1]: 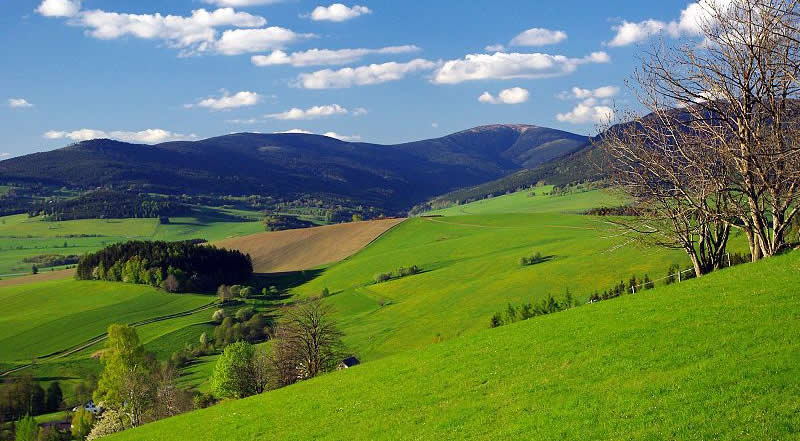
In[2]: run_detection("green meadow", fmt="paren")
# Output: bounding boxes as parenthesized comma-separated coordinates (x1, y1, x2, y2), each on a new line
(294, 212, 687, 360)
(111, 250, 800, 441)
(427, 187, 626, 216)
(0, 211, 262, 276)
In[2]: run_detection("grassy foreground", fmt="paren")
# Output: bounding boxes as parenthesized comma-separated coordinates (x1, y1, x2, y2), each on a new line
(111, 251, 800, 440)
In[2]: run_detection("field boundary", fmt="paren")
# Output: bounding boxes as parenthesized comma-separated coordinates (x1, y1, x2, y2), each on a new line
(0, 300, 217, 377)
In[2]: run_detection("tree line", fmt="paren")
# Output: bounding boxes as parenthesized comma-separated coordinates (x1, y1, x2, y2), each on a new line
(30, 189, 191, 221)
(75, 240, 253, 293)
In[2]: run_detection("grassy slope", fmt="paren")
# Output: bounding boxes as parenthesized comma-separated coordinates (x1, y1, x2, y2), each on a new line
(295, 213, 687, 360)
(0, 279, 211, 362)
(0, 213, 262, 276)
(427, 187, 625, 216)
(112, 251, 800, 441)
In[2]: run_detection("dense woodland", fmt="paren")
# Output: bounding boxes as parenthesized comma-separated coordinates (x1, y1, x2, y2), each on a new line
(76, 240, 253, 292)
(29, 189, 191, 221)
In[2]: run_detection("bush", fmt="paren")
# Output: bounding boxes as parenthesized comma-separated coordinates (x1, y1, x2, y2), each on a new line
(519, 252, 545, 266)
(374, 272, 392, 283)
(239, 286, 254, 298)
(235, 307, 255, 322)
(321, 287, 330, 297)
(211, 309, 226, 323)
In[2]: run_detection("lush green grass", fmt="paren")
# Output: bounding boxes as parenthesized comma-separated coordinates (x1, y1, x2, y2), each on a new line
(0, 279, 212, 363)
(427, 187, 626, 216)
(0, 212, 263, 276)
(110, 251, 800, 441)
(293, 213, 687, 360)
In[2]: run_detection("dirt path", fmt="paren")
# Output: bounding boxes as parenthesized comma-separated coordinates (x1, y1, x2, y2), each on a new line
(215, 218, 406, 273)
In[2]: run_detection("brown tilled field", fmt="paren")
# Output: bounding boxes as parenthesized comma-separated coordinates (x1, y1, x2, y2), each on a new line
(0, 268, 75, 287)
(214, 218, 406, 273)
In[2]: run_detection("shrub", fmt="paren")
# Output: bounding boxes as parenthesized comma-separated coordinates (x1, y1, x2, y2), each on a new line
(239, 286, 254, 298)
(374, 272, 392, 283)
(211, 309, 226, 323)
(321, 287, 330, 297)
(235, 307, 255, 322)
(519, 252, 545, 266)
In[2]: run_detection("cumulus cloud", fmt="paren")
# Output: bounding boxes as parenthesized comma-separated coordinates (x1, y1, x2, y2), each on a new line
(8, 98, 33, 108)
(607, 0, 730, 47)
(266, 104, 349, 120)
(308, 4, 371, 22)
(478, 87, 530, 105)
(44, 129, 198, 144)
(215, 27, 313, 55)
(275, 129, 360, 141)
(35, 0, 80, 17)
(297, 59, 437, 89)
(510, 28, 567, 46)
(251, 45, 419, 67)
(203, 0, 283, 6)
(555, 85, 618, 124)
(322, 131, 360, 141)
(186, 91, 261, 110)
(432, 51, 609, 84)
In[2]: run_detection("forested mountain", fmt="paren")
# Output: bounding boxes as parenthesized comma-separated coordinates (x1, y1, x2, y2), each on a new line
(0, 125, 590, 212)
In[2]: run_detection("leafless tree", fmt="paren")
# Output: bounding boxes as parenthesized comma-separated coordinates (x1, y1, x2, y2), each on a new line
(270, 299, 344, 386)
(604, 0, 800, 266)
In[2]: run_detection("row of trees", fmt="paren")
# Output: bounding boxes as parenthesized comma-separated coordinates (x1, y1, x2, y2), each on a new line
(490, 292, 577, 328)
(603, 0, 800, 276)
(31, 189, 190, 221)
(0, 378, 62, 423)
(76, 240, 253, 292)
(374, 265, 422, 284)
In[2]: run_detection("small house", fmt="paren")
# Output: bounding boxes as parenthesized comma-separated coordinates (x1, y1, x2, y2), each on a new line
(337, 356, 360, 370)
(72, 400, 103, 414)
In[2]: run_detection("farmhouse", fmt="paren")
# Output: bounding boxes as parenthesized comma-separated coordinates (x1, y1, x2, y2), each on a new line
(72, 399, 103, 414)
(338, 356, 360, 370)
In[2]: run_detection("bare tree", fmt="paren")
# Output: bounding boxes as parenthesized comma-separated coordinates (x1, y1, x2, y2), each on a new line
(270, 300, 344, 386)
(605, 0, 800, 266)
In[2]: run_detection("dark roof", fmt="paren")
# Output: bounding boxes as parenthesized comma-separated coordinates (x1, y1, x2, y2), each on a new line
(340, 356, 360, 367)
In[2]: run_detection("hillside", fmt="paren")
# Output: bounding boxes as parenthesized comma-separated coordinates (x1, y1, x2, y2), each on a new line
(214, 218, 406, 273)
(0, 126, 589, 212)
(110, 251, 800, 441)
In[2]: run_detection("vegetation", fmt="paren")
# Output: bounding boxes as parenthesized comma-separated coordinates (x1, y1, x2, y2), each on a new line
(210, 342, 268, 399)
(490, 292, 576, 328)
(263, 215, 315, 232)
(373, 265, 421, 284)
(31, 189, 190, 221)
(108, 251, 800, 441)
(518, 251, 547, 266)
(76, 240, 253, 292)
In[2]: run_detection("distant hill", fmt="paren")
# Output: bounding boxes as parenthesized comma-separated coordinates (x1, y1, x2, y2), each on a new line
(0, 125, 589, 213)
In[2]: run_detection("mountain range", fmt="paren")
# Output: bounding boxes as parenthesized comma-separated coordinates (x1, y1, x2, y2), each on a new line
(0, 124, 592, 212)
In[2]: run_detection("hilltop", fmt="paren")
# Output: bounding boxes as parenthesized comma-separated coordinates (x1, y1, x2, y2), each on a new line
(109, 250, 800, 441)
(0, 125, 589, 212)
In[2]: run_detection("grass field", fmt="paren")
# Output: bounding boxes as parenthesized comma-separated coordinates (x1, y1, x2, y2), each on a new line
(291, 213, 687, 360)
(0, 279, 212, 363)
(215, 218, 406, 273)
(427, 187, 626, 216)
(0, 212, 263, 277)
(110, 250, 800, 441)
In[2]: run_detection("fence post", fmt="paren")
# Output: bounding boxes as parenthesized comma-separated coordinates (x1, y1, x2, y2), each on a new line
(727, 253, 731, 268)
(678, 271, 681, 283)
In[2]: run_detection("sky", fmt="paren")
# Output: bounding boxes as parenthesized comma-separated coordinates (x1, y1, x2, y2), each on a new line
(0, 0, 715, 158)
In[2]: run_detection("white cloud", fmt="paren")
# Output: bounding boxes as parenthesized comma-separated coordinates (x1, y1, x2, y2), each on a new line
(0, 153, 11, 159)
(555, 85, 618, 124)
(308, 4, 371, 22)
(215, 27, 313, 55)
(35, 0, 80, 17)
(186, 91, 261, 110)
(44, 128, 198, 144)
(266, 104, 349, 120)
(8, 98, 33, 108)
(607, 0, 731, 47)
(251, 45, 419, 67)
(485, 44, 505, 52)
(432, 51, 610, 84)
(297, 58, 437, 89)
(556, 102, 614, 124)
(352, 107, 368, 116)
(276, 128, 313, 134)
(203, 0, 283, 6)
(323, 131, 360, 141)
(275, 129, 359, 141)
(226, 118, 260, 124)
(431, 122, 439, 128)
(560, 85, 619, 100)
(510, 28, 567, 46)
(478, 87, 530, 104)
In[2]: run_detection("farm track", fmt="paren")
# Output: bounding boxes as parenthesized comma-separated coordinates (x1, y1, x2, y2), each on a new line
(0, 301, 217, 377)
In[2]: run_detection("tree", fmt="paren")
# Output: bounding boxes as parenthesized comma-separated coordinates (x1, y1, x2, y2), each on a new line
(217, 285, 232, 304)
(86, 408, 128, 440)
(211, 341, 257, 399)
(199, 332, 209, 347)
(94, 325, 155, 428)
(271, 300, 344, 384)
(70, 408, 94, 441)
(606, 0, 800, 265)
(15, 415, 38, 441)
(30, 385, 45, 416)
(31, 265, 38, 275)
(45, 382, 62, 413)
(211, 309, 226, 323)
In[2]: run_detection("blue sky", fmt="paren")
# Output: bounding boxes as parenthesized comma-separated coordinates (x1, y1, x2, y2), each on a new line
(1, 0, 707, 158)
